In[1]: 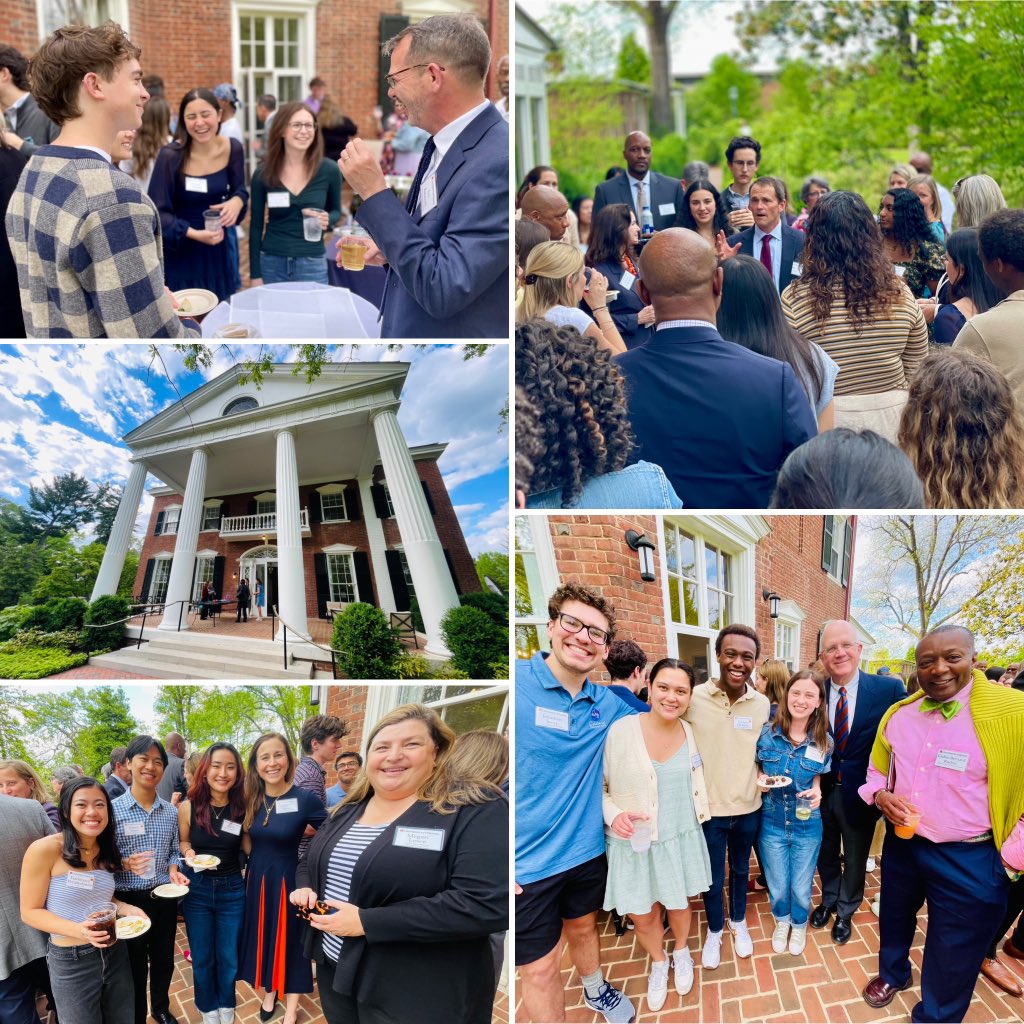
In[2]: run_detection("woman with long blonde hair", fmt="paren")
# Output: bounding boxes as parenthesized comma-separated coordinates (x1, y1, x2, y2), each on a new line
(952, 173, 1007, 229)
(1, 757, 59, 826)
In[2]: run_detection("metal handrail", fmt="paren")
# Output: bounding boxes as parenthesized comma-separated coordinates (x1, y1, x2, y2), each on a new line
(83, 598, 195, 649)
(270, 605, 344, 679)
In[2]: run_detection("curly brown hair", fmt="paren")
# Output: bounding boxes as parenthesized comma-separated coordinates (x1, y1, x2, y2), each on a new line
(514, 319, 634, 505)
(897, 348, 1024, 509)
(514, 385, 544, 497)
(792, 191, 905, 329)
(546, 581, 617, 638)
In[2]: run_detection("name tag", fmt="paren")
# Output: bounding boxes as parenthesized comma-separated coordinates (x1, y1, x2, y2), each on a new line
(535, 707, 569, 732)
(221, 819, 242, 835)
(935, 749, 969, 771)
(805, 745, 825, 763)
(894, 264, 906, 277)
(124, 821, 146, 837)
(419, 175, 438, 216)
(66, 872, 95, 890)
(619, 270, 636, 291)
(185, 176, 209, 193)
(733, 717, 753, 730)
(275, 798, 298, 814)
(658, 202, 675, 217)
(267, 191, 291, 208)
(691, 753, 703, 769)
(791, 260, 803, 277)
(393, 826, 445, 852)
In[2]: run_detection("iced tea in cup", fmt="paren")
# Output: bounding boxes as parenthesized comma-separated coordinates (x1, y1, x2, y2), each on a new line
(894, 809, 921, 839)
(302, 208, 326, 242)
(203, 210, 223, 241)
(340, 226, 369, 271)
(87, 902, 118, 945)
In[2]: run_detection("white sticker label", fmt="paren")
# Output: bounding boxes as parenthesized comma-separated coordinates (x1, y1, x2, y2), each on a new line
(733, 717, 753, 730)
(419, 175, 438, 216)
(619, 270, 637, 291)
(221, 819, 242, 835)
(791, 260, 803, 277)
(393, 826, 445, 851)
(185, 176, 209, 193)
(658, 202, 675, 217)
(124, 821, 146, 837)
(275, 798, 299, 814)
(535, 706, 570, 732)
(267, 191, 291, 208)
(66, 872, 95, 890)
(805, 745, 825, 763)
(894, 264, 906, 277)
(935, 749, 969, 772)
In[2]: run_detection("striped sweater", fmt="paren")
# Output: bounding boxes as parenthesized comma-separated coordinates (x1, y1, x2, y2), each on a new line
(5, 145, 200, 338)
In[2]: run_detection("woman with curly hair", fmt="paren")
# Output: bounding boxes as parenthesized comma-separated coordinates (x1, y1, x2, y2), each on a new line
(673, 179, 730, 246)
(781, 191, 929, 442)
(584, 203, 654, 349)
(931, 228, 1008, 344)
(515, 319, 681, 508)
(878, 188, 945, 298)
(897, 348, 1024, 509)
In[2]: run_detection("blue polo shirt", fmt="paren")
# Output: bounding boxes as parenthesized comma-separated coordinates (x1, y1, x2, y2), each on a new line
(515, 651, 637, 885)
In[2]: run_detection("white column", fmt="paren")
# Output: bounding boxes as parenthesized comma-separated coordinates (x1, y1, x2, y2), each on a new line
(357, 476, 396, 614)
(371, 408, 458, 657)
(275, 429, 309, 640)
(91, 460, 148, 600)
(159, 447, 209, 630)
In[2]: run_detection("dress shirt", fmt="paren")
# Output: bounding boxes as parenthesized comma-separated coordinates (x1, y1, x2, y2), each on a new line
(655, 319, 717, 332)
(111, 789, 182, 890)
(419, 98, 492, 217)
(629, 171, 652, 220)
(828, 670, 860, 733)
(753, 221, 782, 293)
(4, 92, 29, 131)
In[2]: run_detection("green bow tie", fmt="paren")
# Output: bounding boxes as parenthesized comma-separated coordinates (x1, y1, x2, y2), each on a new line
(919, 697, 962, 720)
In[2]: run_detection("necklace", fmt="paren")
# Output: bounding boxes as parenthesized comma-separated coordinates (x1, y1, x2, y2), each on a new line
(262, 795, 279, 827)
(211, 804, 227, 822)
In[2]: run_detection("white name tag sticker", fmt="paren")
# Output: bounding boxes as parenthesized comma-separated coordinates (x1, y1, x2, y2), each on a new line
(536, 706, 570, 732)
(419, 175, 438, 216)
(658, 202, 675, 217)
(791, 260, 803, 277)
(221, 819, 242, 835)
(691, 753, 703, 769)
(275, 798, 299, 814)
(935, 749, 969, 771)
(393, 826, 445, 852)
(124, 821, 146, 837)
(267, 191, 290, 208)
(619, 270, 637, 291)
(66, 872, 95, 890)
(733, 717, 753, 731)
(805, 745, 825, 763)
(894, 264, 906, 277)
(185, 176, 209, 193)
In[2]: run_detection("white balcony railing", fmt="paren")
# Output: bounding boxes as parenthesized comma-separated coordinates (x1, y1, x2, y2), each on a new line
(220, 508, 309, 536)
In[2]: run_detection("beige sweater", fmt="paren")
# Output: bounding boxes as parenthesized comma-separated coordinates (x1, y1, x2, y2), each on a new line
(602, 714, 710, 842)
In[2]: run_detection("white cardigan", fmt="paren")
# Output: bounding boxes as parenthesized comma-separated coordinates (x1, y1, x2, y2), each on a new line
(602, 714, 711, 842)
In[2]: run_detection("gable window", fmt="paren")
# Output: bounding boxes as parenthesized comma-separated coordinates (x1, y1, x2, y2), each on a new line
(326, 553, 358, 603)
(317, 485, 348, 522)
(155, 506, 180, 536)
(223, 396, 259, 416)
(148, 558, 172, 603)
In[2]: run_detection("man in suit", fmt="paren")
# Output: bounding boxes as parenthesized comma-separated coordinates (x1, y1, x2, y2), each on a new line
(157, 732, 188, 806)
(0, 45, 59, 158)
(520, 185, 570, 242)
(593, 131, 684, 232)
(339, 14, 507, 339)
(615, 228, 817, 508)
(105, 745, 131, 800)
(812, 619, 907, 945)
(724, 176, 805, 294)
(0, 793, 55, 1024)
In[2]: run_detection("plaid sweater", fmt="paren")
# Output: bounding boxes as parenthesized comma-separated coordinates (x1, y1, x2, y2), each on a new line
(5, 146, 200, 338)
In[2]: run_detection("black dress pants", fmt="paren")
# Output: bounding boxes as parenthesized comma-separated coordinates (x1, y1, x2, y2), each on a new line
(114, 887, 178, 1023)
(817, 787, 876, 917)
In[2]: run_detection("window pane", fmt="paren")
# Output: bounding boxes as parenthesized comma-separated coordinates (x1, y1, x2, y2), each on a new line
(707, 589, 721, 629)
(683, 581, 699, 626)
(680, 532, 696, 580)
(516, 624, 543, 660)
(723, 592, 733, 625)
(668, 578, 681, 624)
(444, 693, 507, 732)
(255, 18, 265, 41)
(705, 546, 718, 587)
(241, 18, 251, 40)
(241, 43, 252, 66)
(663, 523, 678, 575)
(255, 43, 265, 66)
(257, 499, 276, 515)
(321, 492, 346, 521)
(327, 554, 356, 602)
(275, 43, 285, 66)
(274, 17, 285, 42)
(398, 551, 416, 597)
(288, 18, 298, 42)
(721, 554, 732, 593)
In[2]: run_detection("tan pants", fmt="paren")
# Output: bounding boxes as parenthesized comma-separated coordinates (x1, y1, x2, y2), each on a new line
(833, 389, 909, 446)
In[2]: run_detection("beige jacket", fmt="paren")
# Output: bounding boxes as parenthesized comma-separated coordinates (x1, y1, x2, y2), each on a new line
(602, 714, 710, 842)
(953, 290, 1024, 416)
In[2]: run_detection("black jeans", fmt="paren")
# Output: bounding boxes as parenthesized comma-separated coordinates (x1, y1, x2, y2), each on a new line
(115, 887, 178, 1023)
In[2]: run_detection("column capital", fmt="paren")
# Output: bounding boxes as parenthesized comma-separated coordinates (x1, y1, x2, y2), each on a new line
(369, 403, 401, 423)
(274, 427, 296, 440)
(191, 445, 213, 458)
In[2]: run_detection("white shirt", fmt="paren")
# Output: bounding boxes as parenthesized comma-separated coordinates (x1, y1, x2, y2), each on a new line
(828, 669, 860, 733)
(220, 118, 244, 146)
(419, 98, 492, 216)
(4, 91, 30, 130)
(629, 171, 652, 220)
(753, 220, 783, 293)
(493, 97, 509, 121)
(656, 319, 717, 332)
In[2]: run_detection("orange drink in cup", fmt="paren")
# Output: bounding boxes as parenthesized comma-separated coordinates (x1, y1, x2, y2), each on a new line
(894, 810, 921, 839)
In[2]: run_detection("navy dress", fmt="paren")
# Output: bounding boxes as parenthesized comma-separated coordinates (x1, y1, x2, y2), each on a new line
(149, 138, 248, 301)
(587, 258, 653, 349)
(239, 785, 327, 994)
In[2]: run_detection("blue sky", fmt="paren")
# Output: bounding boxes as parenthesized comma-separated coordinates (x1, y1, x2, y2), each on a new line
(0, 343, 509, 556)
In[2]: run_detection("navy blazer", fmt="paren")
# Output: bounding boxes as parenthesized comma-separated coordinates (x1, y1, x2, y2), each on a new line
(356, 104, 508, 338)
(727, 223, 806, 293)
(821, 671, 908, 823)
(615, 325, 817, 508)
(593, 171, 685, 232)
(588, 258, 652, 349)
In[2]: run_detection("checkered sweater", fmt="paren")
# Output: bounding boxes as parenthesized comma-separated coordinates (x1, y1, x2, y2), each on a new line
(5, 146, 201, 338)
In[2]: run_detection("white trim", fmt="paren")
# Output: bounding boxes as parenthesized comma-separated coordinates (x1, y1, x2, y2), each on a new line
(152, 551, 173, 560)
(773, 600, 805, 671)
(514, 515, 559, 655)
(253, 491, 276, 502)
(221, 396, 260, 416)
(322, 543, 358, 555)
(317, 484, 349, 523)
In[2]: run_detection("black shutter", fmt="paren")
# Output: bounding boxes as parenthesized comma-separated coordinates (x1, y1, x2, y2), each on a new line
(841, 520, 853, 587)
(386, 550, 410, 610)
(212, 556, 225, 598)
(371, 483, 389, 518)
(420, 480, 436, 515)
(353, 551, 375, 605)
(141, 558, 155, 601)
(154, 510, 165, 536)
(378, 14, 410, 113)
(443, 548, 461, 593)
(314, 553, 330, 618)
(307, 492, 321, 524)
(821, 516, 834, 573)
(247, 498, 257, 515)
(345, 483, 362, 521)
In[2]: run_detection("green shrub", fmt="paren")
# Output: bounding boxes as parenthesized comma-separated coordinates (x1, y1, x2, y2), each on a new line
(0, 605, 34, 643)
(24, 597, 88, 634)
(459, 591, 508, 627)
(393, 653, 433, 679)
(408, 597, 425, 634)
(432, 661, 471, 679)
(490, 660, 509, 679)
(0, 647, 89, 679)
(84, 595, 130, 654)
(440, 605, 508, 679)
(332, 603, 401, 679)
(0, 627, 82, 653)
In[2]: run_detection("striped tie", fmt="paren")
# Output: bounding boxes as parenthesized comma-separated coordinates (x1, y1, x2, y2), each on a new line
(834, 686, 849, 781)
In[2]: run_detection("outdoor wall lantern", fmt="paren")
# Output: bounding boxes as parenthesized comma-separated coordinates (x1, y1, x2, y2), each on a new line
(625, 529, 657, 582)
(762, 587, 781, 619)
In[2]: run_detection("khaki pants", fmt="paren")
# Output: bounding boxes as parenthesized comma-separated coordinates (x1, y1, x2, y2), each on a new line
(833, 389, 909, 446)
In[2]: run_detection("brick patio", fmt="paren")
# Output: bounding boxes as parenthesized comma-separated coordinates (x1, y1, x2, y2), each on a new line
(515, 863, 1024, 1023)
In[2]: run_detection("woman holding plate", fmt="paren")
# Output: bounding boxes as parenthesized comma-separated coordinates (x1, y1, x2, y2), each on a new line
(21, 775, 149, 1024)
(178, 743, 248, 1024)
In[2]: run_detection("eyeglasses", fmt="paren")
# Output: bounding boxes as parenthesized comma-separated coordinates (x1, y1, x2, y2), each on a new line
(288, 122, 317, 133)
(822, 642, 860, 657)
(385, 63, 444, 89)
(556, 612, 610, 646)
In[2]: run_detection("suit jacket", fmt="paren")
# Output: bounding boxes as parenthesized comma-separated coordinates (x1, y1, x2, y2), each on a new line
(822, 671, 907, 823)
(589, 258, 652, 349)
(7, 93, 59, 158)
(593, 171, 684, 232)
(728, 223, 806, 293)
(615, 325, 818, 508)
(356, 104, 508, 339)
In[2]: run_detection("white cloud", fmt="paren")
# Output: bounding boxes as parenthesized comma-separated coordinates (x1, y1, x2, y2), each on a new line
(461, 501, 510, 556)
(453, 502, 486, 516)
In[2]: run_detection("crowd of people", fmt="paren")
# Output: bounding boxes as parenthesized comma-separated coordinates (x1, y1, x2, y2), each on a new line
(1, 14, 508, 339)
(514, 133, 1024, 510)
(1, 708, 509, 1024)
(515, 582, 1024, 1023)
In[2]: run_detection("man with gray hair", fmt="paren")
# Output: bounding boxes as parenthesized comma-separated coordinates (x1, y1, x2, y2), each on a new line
(338, 14, 507, 338)
(681, 160, 710, 189)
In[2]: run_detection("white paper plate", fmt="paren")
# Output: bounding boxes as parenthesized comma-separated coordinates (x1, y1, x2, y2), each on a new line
(173, 288, 219, 317)
(762, 775, 793, 789)
(116, 915, 151, 939)
(190, 854, 220, 871)
(151, 883, 189, 898)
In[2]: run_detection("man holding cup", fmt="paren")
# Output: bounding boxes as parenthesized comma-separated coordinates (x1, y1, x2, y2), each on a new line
(859, 625, 1024, 1022)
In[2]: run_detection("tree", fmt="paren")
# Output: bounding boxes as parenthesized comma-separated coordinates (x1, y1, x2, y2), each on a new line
(683, 53, 763, 165)
(0, 539, 46, 609)
(0, 686, 33, 761)
(475, 551, 509, 595)
(30, 538, 106, 603)
(92, 483, 121, 546)
(961, 529, 1024, 654)
(617, 33, 651, 84)
(78, 688, 139, 776)
(22, 472, 98, 541)
(624, 1, 679, 135)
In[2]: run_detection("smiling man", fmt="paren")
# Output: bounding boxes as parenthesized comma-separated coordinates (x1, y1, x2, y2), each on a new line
(515, 582, 637, 1023)
(723, 176, 805, 293)
(859, 625, 1024, 1022)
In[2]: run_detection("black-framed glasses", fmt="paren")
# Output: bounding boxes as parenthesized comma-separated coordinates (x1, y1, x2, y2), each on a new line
(385, 63, 444, 89)
(557, 612, 610, 646)
(288, 121, 317, 133)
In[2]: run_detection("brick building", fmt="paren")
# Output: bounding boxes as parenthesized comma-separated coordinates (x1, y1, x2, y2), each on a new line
(515, 513, 860, 680)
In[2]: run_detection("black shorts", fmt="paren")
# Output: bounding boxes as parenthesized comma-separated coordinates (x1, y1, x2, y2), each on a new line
(514, 853, 607, 966)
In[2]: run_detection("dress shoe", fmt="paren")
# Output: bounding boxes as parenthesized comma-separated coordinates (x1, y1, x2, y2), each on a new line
(810, 904, 834, 929)
(832, 915, 853, 944)
(259, 999, 278, 1023)
(863, 976, 912, 1008)
(981, 957, 1023, 997)
(1005, 938, 1024, 960)
(153, 1014, 180, 1024)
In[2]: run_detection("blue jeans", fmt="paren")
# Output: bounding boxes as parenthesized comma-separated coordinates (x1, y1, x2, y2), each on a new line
(701, 810, 760, 931)
(758, 794, 822, 926)
(260, 253, 329, 284)
(182, 871, 245, 1011)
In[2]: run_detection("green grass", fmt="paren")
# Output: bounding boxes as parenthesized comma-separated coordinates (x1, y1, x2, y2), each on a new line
(0, 647, 89, 679)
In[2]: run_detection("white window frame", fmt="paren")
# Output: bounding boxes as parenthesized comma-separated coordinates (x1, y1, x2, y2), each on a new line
(514, 515, 560, 658)
(148, 555, 172, 603)
(365, 684, 509, 741)
(323, 543, 359, 604)
(381, 482, 395, 518)
(393, 544, 416, 598)
(156, 504, 181, 537)
(201, 500, 222, 532)
(317, 484, 349, 523)
(773, 599, 806, 672)
(192, 552, 218, 602)
(824, 515, 851, 585)
(39, 0, 129, 40)
(254, 491, 276, 517)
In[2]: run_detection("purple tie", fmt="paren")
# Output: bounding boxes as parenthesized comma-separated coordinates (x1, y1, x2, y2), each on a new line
(760, 233, 773, 278)
(834, 686, 849, 780)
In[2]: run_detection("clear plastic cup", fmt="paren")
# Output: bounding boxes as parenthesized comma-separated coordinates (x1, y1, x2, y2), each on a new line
(203, 211, 223, 240)
(87, 901, 117, 944)
(629, 820, 651, 854)
(894, 811, 921, 839)
(302, 208, 326, 242)
(134, 849, 156, 880)
(795, 795, 813, 821)
(340, 234, 368, 271)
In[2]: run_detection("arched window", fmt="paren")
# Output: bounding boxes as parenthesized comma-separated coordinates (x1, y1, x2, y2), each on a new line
(223, 396, 259, 416)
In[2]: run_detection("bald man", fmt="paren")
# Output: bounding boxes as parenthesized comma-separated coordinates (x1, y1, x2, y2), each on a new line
(520, 185, 570, 242)
(493, 54, 509, 120)
(592, 130, 684, 232)
(613, 228, 817, 507)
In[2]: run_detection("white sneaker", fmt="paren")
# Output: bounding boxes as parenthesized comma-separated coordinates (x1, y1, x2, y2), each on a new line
(866, 857, 877, 872)
(789, 923, 807, 955)
(771, 919, 791, 953)
(218, 1011, 235, 1024)
(870, 897, 881, 917)
(701, 928, 723, 969)
(672, 948, 694, 995)
(730, 918, 754, 958)
(646, 957, 669, 1012)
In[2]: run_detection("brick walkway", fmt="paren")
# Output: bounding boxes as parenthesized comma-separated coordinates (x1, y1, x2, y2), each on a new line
(515, 864, 1024, 1023)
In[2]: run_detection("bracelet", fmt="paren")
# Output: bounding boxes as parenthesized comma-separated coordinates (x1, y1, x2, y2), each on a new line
(590, 305, 608, 312)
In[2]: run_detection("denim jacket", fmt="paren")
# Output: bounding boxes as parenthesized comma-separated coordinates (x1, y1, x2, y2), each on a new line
(756, 722, 833, 800)
(526, 460, 683, 510)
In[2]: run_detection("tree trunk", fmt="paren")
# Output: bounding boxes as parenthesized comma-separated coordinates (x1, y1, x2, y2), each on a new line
(629, 1, 678, 135)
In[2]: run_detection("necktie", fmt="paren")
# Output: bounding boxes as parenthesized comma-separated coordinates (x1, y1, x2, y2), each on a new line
(834, 686, 849, 758)
(636, 179, 646, 221)
(760, 233, 773, 278)
(405, 136, 437, 216)
(919, 697, 962, 720)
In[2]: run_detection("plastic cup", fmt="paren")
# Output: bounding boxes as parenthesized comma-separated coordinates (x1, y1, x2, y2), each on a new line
(629, 820, 651, 854)
(795, 796, 813, 821)
(203, 211, 223, 240)
(340, 236, 368, 271)
(302, 208, 326, 242)
(894, 812, 921, 839)
(134, 850, 156, 880)
(87, 902, 117, 944)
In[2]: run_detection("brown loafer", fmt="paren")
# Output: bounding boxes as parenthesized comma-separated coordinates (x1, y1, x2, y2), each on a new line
(863, 976, 911, 1008)
(981, 957, 1023, 997)
(1005, 938, 1024, 960)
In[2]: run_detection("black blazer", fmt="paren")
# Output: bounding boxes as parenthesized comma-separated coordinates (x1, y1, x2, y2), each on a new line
(588, 258, 652, 349)
(727, 223, 806, 293)
(593, 171, 685, 232)
(296, 795, 508, 1024)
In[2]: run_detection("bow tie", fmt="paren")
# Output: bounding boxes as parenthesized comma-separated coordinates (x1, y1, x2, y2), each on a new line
(919, 697, 962, 720)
